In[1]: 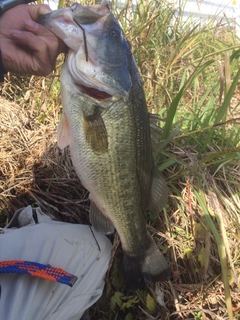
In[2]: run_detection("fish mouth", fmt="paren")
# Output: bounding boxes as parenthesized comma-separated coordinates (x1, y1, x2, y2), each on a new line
(77, 84, 112, 101)
(39, 1, 132, 100)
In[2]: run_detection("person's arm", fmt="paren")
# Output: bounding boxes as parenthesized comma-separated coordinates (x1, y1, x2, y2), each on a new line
(0, 4, 67, 76)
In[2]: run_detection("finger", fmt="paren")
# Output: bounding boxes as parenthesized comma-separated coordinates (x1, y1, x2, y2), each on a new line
(11, 29, 55, 52)
(25, 4, 54, 37)
(24, 19, 68, 54)
(11, 30, 56, 75)
(25, 18, 53, 37)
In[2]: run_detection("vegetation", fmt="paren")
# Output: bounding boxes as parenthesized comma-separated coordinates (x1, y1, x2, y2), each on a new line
(1, 0, 239, 319)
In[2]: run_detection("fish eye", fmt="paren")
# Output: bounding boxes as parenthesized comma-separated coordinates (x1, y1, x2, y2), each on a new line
(110, 28, 122, 40)
(70, 3, 79, 11)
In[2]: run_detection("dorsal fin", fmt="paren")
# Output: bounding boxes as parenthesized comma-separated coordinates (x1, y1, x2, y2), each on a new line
(149, 113, 163, 150)
(148, 166, 168, 217)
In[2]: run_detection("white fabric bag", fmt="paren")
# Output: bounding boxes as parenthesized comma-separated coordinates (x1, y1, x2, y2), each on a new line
(0, 206, 112, 320)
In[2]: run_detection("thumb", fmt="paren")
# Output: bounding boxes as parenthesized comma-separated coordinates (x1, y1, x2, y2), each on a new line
(28, 4, 52, 22)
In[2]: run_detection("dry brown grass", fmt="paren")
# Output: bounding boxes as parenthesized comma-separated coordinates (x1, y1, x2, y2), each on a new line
(0, 96, 89, 224)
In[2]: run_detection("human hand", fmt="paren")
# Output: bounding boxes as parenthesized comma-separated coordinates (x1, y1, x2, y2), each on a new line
(0, 4, 67, 76)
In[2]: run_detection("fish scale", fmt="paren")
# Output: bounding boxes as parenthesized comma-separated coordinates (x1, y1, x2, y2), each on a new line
(39, 1, 171, 289)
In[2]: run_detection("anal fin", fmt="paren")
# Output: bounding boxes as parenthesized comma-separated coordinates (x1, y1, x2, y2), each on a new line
(148, 166, 168, 216)
(90, 200, 115, 235)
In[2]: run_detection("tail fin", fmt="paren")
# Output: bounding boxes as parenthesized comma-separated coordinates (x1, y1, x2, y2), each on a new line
(123, 239, 170, 289)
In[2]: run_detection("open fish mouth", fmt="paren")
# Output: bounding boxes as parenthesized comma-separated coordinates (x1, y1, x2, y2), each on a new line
(38, 1, 132, 100)
(75, 84, 112, 100)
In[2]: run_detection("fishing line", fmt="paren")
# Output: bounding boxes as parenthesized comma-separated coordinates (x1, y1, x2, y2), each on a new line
(74, 20, 89, 62)
(89, 226, 101, 251)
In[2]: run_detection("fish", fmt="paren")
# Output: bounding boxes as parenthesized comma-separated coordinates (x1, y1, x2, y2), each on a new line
(38, 1, 171, 289)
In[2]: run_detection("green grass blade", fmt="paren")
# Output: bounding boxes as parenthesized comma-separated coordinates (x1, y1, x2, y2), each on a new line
(194, 188, 233, 320)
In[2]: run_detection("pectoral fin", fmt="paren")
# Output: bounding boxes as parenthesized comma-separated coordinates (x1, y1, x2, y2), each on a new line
(57, 113, 71, 150)
(148, 166, 168, 216)
(89, 200, 115, 235)
(84, 105, 108, 155)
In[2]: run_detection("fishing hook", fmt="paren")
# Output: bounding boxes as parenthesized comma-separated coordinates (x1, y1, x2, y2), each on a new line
(74, 20, 89, 62)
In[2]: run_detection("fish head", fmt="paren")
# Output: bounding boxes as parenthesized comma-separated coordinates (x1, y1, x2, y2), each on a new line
(38, 1, 133, 101)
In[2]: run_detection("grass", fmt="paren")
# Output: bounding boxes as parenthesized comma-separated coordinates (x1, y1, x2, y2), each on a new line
(1, 0, 240, 319)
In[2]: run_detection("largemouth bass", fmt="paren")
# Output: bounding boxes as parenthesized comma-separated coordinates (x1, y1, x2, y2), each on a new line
(39, 1, 170, 289)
